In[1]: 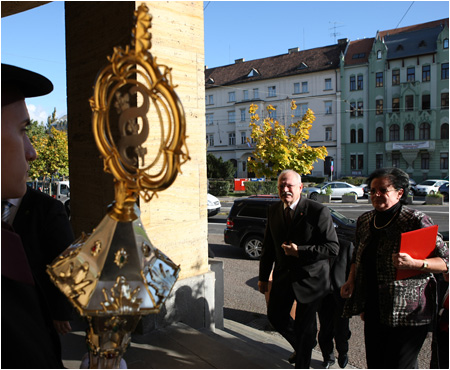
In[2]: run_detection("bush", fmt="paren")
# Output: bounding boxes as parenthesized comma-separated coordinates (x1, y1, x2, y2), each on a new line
(321, 185, 332, 195)
(340, 176, 366, 186)
(428, 192, 444, 198)
(244, 181, 278, 195)
(209, 180, 230, 196)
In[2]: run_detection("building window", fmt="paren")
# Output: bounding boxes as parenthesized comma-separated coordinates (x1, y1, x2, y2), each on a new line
(350, 155, 356, 170)
(300, 103, 308, 116)
(294, 105, 302, 117)
(350, 102, 356, 117)
(377, 50, 382, 59)
(422, 65, 431, 82)
(325, 127, 332, 141)
(357, 101, 364, 117)
(441, 153, 449, 170)
(442, 63, 449, 80)
(325, 101, 332, 115)
(243, 90, 249, 100)
(376, 127, 383, 142)
(419, 122, 430, 140)
(350, 76, 356, 91)
(268, 107, 277, 119)
(228, 91, 236, 102)
(240, 109, 246, 122)
(228, 111, 236, 123)
(442, 93, 449, 109)
(228, 132, 236, 146)
(376, 99, 383, 115)
(392, 152, 400, 167)
(207, 95, 214, 105)
(441, 123, 449, 139)
(253, 88, 259, 99)
(421, 152, 430, 170)
(206, 134, 214, 147)
(390, 124, 400, 141)
(376, 72, 383, 87)
(206, 113, 214, 126)
(357, 75, 363, 90)
(392, 69, 400, 85)
(422, 94, 430, 111)
(392, 97, 400, 112)
(404, 123, 415, 141)
(350, 129, 356, 143)
(268, 86, 276, 97)
(241, 132, 247, 144)
(405, 95, 414, 111)
(358, 155, 364, 169)
(407, 67, 415, 82)
(376, 154, 383, 169)
(358, 128, 363, 143)
(302, 81, 308, 93)
(294, 83, 300, 94)
(325, 78, 332, 90)
(444, 39, 449, 49)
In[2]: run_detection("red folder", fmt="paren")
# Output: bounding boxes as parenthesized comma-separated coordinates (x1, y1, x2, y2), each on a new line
(396, 225, 439, 280)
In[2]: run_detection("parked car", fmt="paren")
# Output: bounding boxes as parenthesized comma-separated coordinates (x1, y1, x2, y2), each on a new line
(224, 195, 356, 260)
(303, 181, 364, 201)
(414, 179, 449, 196)
(207, 193, 221, 217)
(438, 182, 449, 201)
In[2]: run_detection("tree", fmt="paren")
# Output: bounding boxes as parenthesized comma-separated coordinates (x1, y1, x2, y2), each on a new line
(247, 102, 328, 179)
(207, 153, 235, 178)
(28, 113, 69, 182)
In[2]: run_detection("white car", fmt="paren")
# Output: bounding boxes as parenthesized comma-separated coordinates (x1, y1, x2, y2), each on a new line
(415, 179, 449, 196)
(303, 181, 364, 200)
(207, 193, 221, 217)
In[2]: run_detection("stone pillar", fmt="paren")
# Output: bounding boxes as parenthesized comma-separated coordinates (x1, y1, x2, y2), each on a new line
(65, 1, 216, 332)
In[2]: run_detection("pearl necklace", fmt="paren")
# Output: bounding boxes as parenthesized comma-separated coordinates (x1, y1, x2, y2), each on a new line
(373, 210, 399, 230)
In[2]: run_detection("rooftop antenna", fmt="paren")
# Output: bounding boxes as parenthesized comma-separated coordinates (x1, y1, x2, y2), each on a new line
(329, 21, 344, 43)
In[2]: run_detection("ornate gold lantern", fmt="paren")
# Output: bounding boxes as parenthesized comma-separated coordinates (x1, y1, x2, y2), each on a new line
(47, 4, 189, 368)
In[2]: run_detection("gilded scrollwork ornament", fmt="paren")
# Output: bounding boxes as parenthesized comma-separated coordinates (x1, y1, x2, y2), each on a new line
(47, 4, 188, 368)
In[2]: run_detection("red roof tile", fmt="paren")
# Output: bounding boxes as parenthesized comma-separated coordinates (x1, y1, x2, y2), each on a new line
(378, 18, 448, 39)
(344, 38, 375, 66)
(205, 42, 348, 89)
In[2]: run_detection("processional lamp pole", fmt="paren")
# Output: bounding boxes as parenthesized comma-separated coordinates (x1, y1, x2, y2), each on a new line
(47, 4, 189, 368)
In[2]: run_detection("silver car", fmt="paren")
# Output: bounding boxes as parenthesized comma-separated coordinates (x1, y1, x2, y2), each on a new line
(303, 181, 364, 200)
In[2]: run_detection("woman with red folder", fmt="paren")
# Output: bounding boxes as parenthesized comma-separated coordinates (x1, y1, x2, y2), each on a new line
(340, 168, 449, 369)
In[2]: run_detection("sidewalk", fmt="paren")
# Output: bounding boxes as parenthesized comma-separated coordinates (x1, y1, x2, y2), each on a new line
(61, 318, 355, 369)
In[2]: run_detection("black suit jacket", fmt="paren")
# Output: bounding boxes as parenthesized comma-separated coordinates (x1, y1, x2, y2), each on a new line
(259, 195, 339, 304)
(330, 239, 354, 292)
(12, 187, 75, 321)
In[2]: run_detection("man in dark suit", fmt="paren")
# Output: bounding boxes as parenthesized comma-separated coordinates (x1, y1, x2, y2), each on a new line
(2, 63, 65, 368)
(9, 186, 75, 334)
(317, 239, 354, 368)
(258, 169, 340, 368)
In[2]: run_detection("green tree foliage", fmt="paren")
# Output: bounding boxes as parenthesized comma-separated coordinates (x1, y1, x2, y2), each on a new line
(28, 113, 69, 180)
(207, 153, 235, 178)
(247, 102, 328, 179)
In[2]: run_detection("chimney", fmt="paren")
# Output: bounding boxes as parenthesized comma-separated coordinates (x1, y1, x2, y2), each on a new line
(288, 47, 300, 54)
(338, 38, 348, 45)
(235, 58, 245, 64)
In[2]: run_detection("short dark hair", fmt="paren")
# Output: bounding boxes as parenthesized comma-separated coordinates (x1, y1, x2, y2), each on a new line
(366, 167, 410, 204)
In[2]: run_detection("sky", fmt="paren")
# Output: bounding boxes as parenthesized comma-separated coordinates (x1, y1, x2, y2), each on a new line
(2, 1, 449, 122)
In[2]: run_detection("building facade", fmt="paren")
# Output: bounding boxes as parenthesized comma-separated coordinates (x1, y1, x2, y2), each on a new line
(207, 18, 449, 182)
(205, 41, 348, 178)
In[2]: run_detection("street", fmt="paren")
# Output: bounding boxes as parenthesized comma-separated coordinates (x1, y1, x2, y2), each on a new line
(208, 198, 449, 369)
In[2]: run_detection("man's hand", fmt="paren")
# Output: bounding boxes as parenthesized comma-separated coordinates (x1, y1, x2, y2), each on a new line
(258, 281, 269, 294)
(53, 320, 72, 335)
(340, 280, 354, 299)
(281, 241, 299, 257)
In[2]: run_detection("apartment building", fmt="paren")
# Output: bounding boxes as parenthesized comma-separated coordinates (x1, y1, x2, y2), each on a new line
(205, 40, 348, 178)
(374, 20, 448, 181)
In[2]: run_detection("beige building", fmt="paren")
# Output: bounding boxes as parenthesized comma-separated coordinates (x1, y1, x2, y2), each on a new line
(205, 40, 348, 179)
